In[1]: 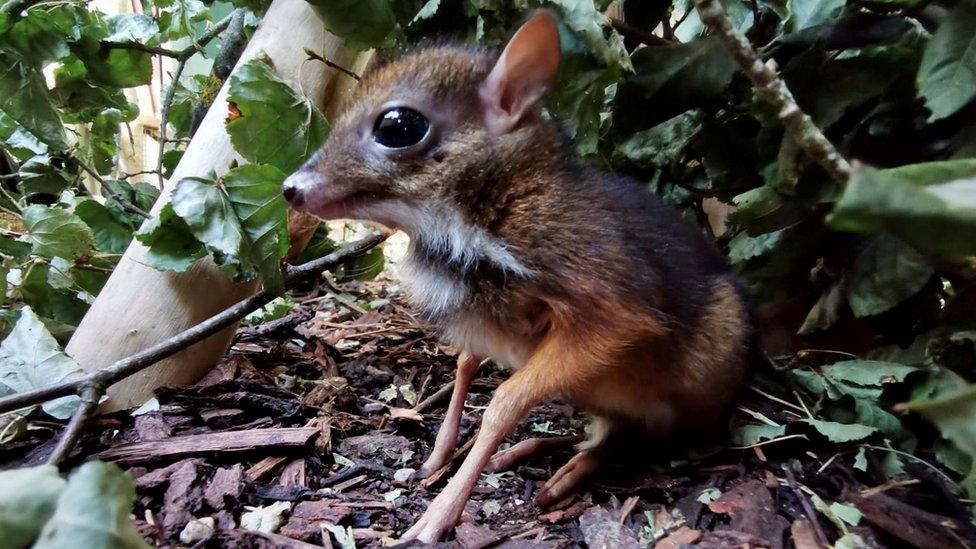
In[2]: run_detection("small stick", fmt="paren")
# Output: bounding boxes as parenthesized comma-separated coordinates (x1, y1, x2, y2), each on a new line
(783, 464, 830, 547)
(412, 380, 455, 413)
(692, 0, 852, 183)
(46, 383, 103, 465)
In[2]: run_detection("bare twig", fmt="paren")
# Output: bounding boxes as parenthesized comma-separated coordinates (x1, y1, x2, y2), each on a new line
(76, 160, 151, 219)
(692, 0, 852, 182)
(46, 383, 103, 465)
(0, 231, 388, 417)
(608, 17, 672, 47)
(783, 464, 830, 547)
(106, 10, 237, 62)
(412, 380, 456, 413)
(156, 58, 187, 187)
(303, 48, 361, 80)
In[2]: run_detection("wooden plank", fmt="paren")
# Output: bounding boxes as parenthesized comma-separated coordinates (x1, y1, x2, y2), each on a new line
(95, 427, 317, 464)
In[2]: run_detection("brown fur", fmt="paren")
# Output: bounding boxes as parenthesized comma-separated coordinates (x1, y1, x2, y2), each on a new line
(284, 21, 754, 540)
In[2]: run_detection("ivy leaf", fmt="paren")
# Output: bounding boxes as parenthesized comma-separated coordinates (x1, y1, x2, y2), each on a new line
(20, 205, 94, 260)
(917, 1, 976, 120)
(85, 108, 122, 174)
(34, 461, 149, 549)
(0, 52, 66, 149)
(74, 199, 132, 253)
(0, 6, 76, 64)
(613, 36, 736, 135)
(0, 465, 66, 549)
(222, 164, 291, 293)
(0, 306, 83, 419)
(845, 235, 932, 318)
(303, 0, 397, 49)
(134, 203, 205, 273)
(828, 161, 976, 258)
(226, 60, 330, 173)
(800, 419, 877, 443)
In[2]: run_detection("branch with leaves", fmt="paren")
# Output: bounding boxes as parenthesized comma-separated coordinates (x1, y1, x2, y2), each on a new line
(0, 231, 387, 464)
(692, 0, 852, 182)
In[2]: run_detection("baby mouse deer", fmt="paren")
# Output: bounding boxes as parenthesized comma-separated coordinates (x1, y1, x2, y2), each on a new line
(283, 11, 754, 542)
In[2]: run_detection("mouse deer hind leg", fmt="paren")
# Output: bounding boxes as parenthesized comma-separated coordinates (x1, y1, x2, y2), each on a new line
(416, 352, 484, 479)
(400, 327, 610, 543)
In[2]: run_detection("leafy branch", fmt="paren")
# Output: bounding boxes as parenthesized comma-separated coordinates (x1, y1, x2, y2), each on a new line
(692, 0, 853, 182)
(0, 231, 387, 464)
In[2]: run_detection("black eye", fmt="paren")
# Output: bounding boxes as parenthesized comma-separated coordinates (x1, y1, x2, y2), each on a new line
(373, 107, 430, 149)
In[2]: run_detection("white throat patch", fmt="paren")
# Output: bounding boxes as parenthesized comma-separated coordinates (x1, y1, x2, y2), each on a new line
(369, 200, 531, 316)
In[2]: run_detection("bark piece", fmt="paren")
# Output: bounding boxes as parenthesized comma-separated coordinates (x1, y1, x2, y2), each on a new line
(162, 460, 206, 538)
(654, 526, 701, 549)
(205, 464, 244, 509)
(708, 479, 788, 549)
(95, 427, 317, 464)
(455, 522, 503, 549)
(278, 500, 352, 542)
(578, 506, 640, 549)
(851, 493, 967, 549)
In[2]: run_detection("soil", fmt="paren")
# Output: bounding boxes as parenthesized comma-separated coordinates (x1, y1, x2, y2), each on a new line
(2, 276, 973, 548)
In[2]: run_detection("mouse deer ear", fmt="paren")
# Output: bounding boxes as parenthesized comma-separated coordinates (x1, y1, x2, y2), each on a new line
(479, 11, 561, 135)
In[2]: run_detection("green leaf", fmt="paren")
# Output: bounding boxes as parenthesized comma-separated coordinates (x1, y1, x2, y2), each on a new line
(19, 263, 90, 327)
(904, 385, 976, 458)
(102, 13, 158, 43)
(0, 6, 75, 64)
(20, 205, 94, 260)
(821, 360, 919, 387)
(134, 203, 205, 273)
(548, 54, 617, 156)
(731, 423, 786, 446)
(917, 1, 976, 120)
(613, 36, 736, 135)
(335, 246, 384, 282)
(303, 0, 397, 49)
(613, 111, 702, 169)
(800, 419, 877, 443)
(169, 166, 290, 290)
(85, 108, 122, 174)
(74, 200, 133, 253)
(727, 229, 784, 264)
(785, 0, 845, 32)
(0, 52, 66, 149)
(34, 461, 149, 549)
(548, 0, 631, 70)
(0, 465, 66, 549)
(829, 161, 976, 258)
(222, 164, 291, 292)
(171, 176, 245, 275)
(0, 110, 48, 160)
(226, 60, 330, 173)
(155, 0, 209, 41)
(828, 502, 861, 526)
(18, 154, 74, 197)
(845, 235, 932, 318)
(798, 282, 845, 335)
(0, 306, 82, 418)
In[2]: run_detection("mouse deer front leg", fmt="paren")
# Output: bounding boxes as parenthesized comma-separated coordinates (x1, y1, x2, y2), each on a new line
(401, 329, 601, 543)
(416, 352, 483, 478)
